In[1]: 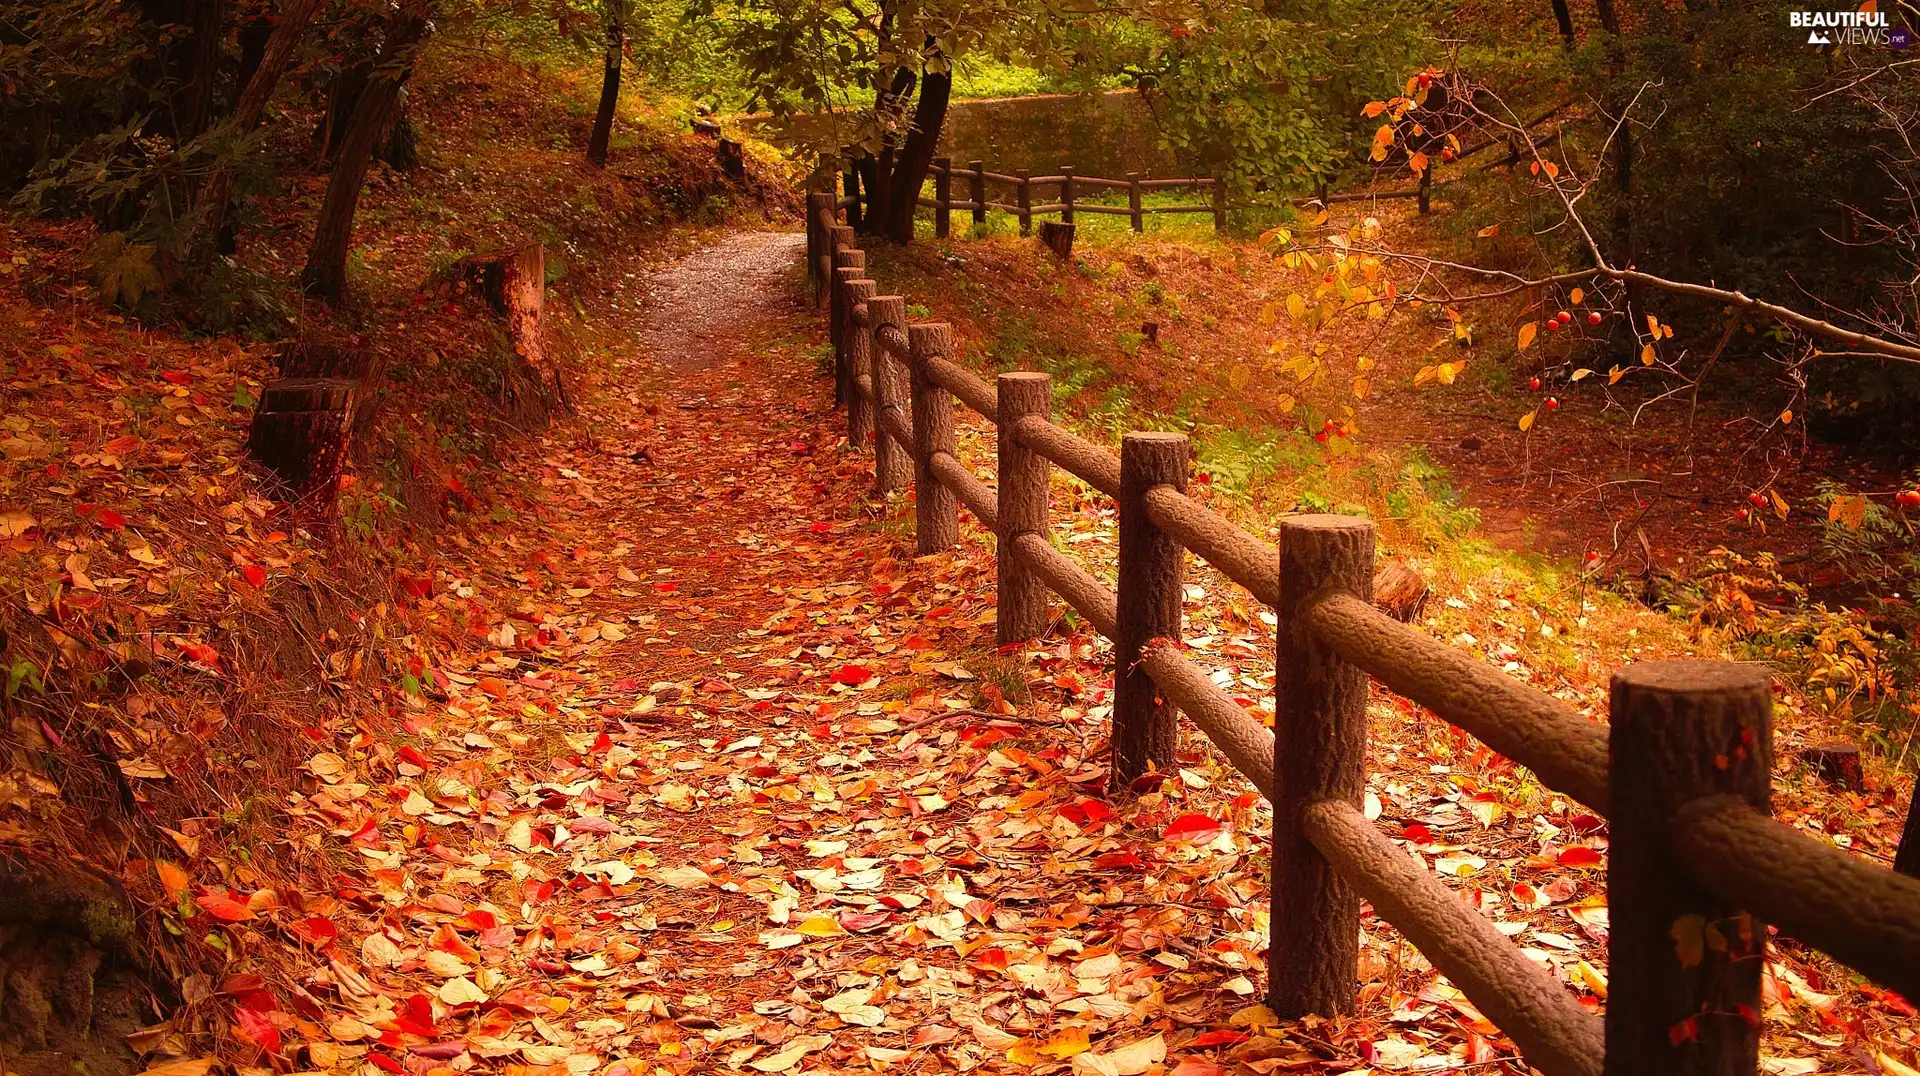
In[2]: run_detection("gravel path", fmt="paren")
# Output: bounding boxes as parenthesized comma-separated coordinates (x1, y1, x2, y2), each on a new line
(638, 231, 806, 372)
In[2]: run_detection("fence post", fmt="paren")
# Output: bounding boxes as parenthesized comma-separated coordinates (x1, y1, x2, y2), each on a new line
(1060, 167, 1075, 225)
(1112, 432, 1187, 790)
(970, 160, 986, 228)
(996, 372, 1051, 643)
(1270, 514, 1374, 1018)
(933, 157, 952, 239)
(1606, 661, 1772, 1076)
(830, 242, 862, 405)
(867, 296, 912, 494)
(909, 324, 958, 553)
(1016, 170, 1033, 237)
(1211, 179, 1227, 233)
(842, 277, 876, 449)
(1418, 167, 1432, 215)
(835, 261, 869, 436)
(1128, 172, 1144, 233)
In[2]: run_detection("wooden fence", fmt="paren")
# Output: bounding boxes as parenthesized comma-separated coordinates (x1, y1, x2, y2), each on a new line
(838, 158, 1452, 239)
(803, 193, 1920, 1076)
(842, 158, 1230, 237)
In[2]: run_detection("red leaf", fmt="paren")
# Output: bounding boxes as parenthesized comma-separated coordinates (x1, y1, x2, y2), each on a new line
(838, 910, 892, 933)
(232, 1006, 281, 1055)
(454, 908, 497, 931)
(1093, 850, 1147, 870)
(241, 564, 267, 587)
(160, 369, 192, 385)
(829, 664, 875, 686)
(1171, 1061, 1228, 1076)
(195, 889, 255, 921)
(430, 924, 480, 961)
(289, 916, 337, 946)
(1401, 822, 1434, 844)
(1185, 1029, 1249, 1048)
(1558, 846, 1604, 868)
(96, 508, 126, 530)
(1163, 813, 1227, 843)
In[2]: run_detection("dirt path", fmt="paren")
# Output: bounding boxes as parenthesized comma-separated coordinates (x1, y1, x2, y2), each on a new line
(262, 233, 1895, 1076)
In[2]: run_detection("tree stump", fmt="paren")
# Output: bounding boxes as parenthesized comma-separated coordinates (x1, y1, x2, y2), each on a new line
(1371, 560, 1431, 622)
(277, 339, 374, 383)
(1801, 742, 1864, 792)
(445, 245, 556, 416)
(717, 139, 746, 178)
(248, 377, 356, 511)
(1039, 220, 1075, 259)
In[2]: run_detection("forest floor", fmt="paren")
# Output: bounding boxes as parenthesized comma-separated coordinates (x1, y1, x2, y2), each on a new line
(240, 228, 1919, 1076)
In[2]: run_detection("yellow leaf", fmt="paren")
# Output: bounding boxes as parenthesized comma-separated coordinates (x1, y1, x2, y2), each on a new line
(1779, 409, 1794, 425)
(1879, 1051, 1920, 1076)
(1477, 223, 1500, 238)
(1641, 344, 1657, 366)
(1277, 393, 1297, 414)
(1408, 151, 1429, 175)
(1571, 368, 1593, 381)
(1414, 365, 1436, 386)
(1037, 1027, 1092, 1059)
(1356, 356, 1377, 371)
(1770, 488, 1791, 519)
(1647, 314, 1661, 334)
(1570, 287, 1585, 305)
(1829, 494, 1867, 532)
(1518, 409, 1536, 432)
(156, 860, 191, 900)
(795, 916, 845, 937)
(1542, 160, 1560, 178)
(1285, 293, 1308, 322)
(1608, 366, 1626, 384)
(1351, 376, 1371, 399)
(1576, 960, 1608, 999)
(1517, 322, 1537, 350)
(1362, 100, 1388, 118)
(1436, 360, 1463, 385)
(1229, 1003, 1280, 1028)
(1671, 914, 1707, 969)
(1228, 364, 1251, 391)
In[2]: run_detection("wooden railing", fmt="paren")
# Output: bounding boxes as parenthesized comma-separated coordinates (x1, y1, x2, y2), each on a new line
(802, 193, 1920, 1076)
(840, 158, 1229, 237)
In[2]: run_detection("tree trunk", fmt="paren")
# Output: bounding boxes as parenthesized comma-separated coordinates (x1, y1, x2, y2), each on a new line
(1549, 0, 1576, 46)
(883, 60, 951, 245)
(856, 66, 915, 237)
(586, 1, 624, 167)
(1896, 788, 1920, 880)
(300, 2, 434, 303)
(196, 0, 325, 261)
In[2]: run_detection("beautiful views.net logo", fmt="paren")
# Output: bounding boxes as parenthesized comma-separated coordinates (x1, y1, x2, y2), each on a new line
(1789, 6, 1905, 45)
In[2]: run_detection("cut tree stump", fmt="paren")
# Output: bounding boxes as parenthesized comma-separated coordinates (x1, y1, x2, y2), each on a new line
(1039, 221, 1075, 259)
(248, 377, 356, 510)
(1372, 560, 1430, 622)
(1801, 742, 1864, 792)
(718, 138, 746, 178)
(443, 244, 559, 416)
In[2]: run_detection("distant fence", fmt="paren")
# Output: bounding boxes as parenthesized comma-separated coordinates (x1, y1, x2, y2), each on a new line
(837, 157, 1447, 239)
(804, 192, 1920, 1076)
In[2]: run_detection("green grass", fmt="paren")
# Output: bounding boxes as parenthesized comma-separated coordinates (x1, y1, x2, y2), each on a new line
(911, 180, 1299, 245)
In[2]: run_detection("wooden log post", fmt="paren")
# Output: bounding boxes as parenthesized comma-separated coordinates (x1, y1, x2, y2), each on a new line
(1270, 514, 1375, 1018)
(1211, 178, 1228, 233)
(933, 157, 952, 239)
(969, 160, 986, 227)
(1418, 167, 1433, 215)
(843, 276, 877, 450)
(1112, 432, 1188, 791)
(248, 378, 356, 513)
(1016, 169, 1033, 237)
(830, 247, 862, 409)
(807, 191, 834, 300)
(1800, 742, 1864, 792)
(1060, 167, 1075, 225)
(1605, 661, 1772, 1076)
(1128, 172, 1144, 233)
(1039, 221, 1076, 260)
(996, 372, 1052, 643)
(909, 323, 958, 553)
(868, 295, 912, 494)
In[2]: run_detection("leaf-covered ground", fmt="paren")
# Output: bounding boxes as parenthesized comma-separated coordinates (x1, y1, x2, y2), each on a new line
(227, 231, 1916, 1076)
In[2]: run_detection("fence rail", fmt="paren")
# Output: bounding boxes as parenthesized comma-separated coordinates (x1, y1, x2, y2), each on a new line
(803, 193, 1920, 1076)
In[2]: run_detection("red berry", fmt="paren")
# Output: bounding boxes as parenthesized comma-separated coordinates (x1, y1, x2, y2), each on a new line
(1323, 419, 1336, 431)
(1587, 311, 1602, 326)
(1324, 274, 1334, 283)
(1556, 311, 1571, 324)
(1528, 377, 1541, 390)
(1545, 319, 1560, 332)
(1898, 490, 1920, 507)
(1585, 551, 1600, 562)
(1546, 397, 1559, 410)
(1747, 492, 1766, 507)
(1736, 508, 1750, 521)
(1418, 73, 1433, 89)
(1314, 431, 1329, 444)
